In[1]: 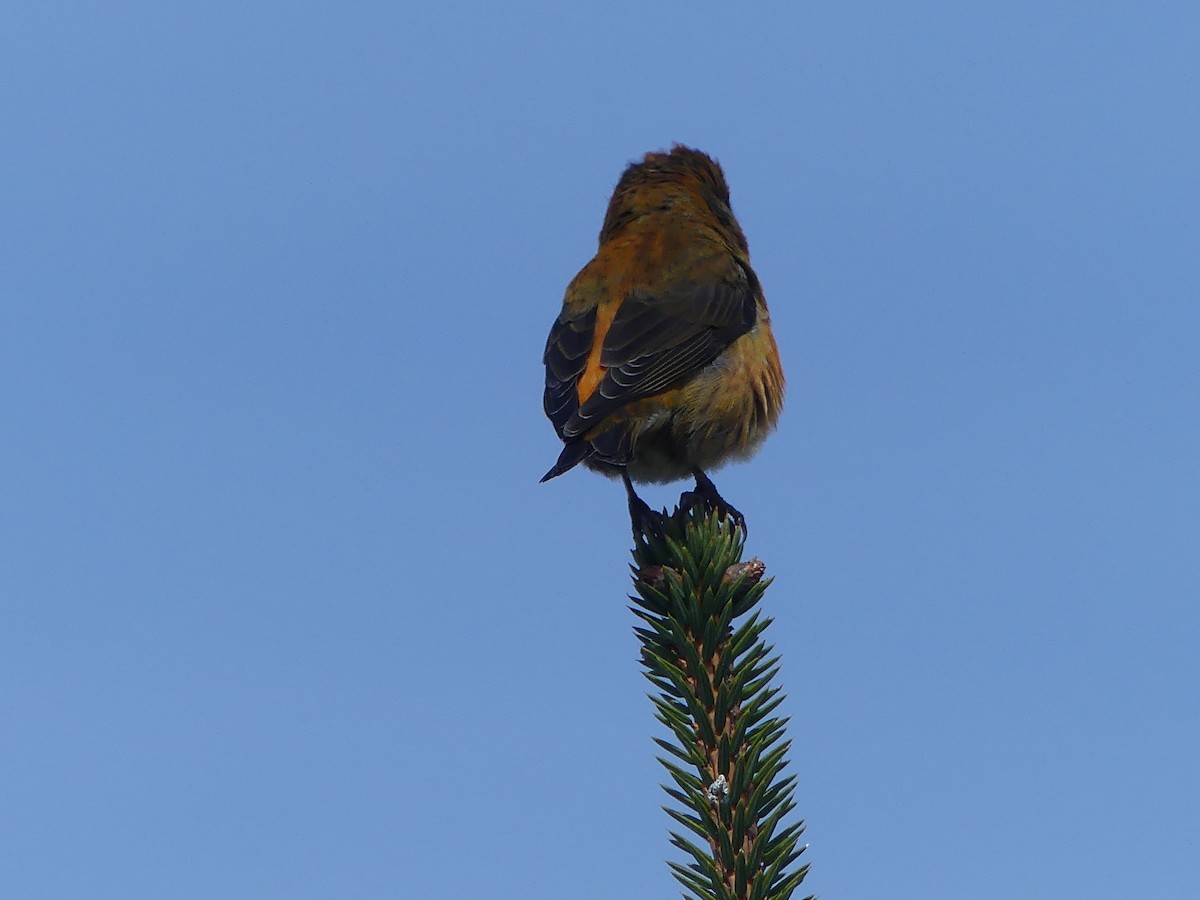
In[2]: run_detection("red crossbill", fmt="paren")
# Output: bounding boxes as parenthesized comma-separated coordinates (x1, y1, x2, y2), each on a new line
(541, 145, 784, 532)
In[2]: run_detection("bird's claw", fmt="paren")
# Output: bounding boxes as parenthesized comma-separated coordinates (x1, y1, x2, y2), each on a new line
(679, 488, 746, 533)
(628, 495, 665, 541)
(681, 468, 747, 533)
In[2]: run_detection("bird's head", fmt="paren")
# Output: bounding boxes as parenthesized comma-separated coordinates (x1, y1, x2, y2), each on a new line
(598, 145, 749, 254)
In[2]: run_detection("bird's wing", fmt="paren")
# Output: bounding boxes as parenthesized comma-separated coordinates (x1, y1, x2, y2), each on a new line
(543, 304, 596, 440)
(562, 261, 757, 439)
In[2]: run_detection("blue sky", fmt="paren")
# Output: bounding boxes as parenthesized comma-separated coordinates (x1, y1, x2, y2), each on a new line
(3, 2, 1198, 898)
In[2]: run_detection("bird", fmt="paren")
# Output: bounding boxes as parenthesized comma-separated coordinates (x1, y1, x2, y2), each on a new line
(541, 145, 784, 534)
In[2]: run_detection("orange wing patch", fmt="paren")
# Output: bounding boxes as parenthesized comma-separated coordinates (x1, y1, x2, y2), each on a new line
(576, 299, 619, 405)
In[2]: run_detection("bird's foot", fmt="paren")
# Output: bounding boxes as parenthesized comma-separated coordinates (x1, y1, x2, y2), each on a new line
(681, 470, 747, 533)
(623, 471, 664, 541)
(628, 495, 665, 542)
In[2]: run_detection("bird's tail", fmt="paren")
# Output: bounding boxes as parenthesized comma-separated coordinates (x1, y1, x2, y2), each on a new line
(540, 440, 590, 483)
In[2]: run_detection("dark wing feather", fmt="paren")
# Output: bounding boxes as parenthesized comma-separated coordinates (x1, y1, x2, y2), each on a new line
(562, 264, 757, 439)
(542, 305, 596, 439)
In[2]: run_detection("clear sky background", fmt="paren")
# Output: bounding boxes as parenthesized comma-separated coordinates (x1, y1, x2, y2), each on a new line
(2, 3, 1197, 898)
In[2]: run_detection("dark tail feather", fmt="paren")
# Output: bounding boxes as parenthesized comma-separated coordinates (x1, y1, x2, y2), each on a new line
(540, 441, 590, 482)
